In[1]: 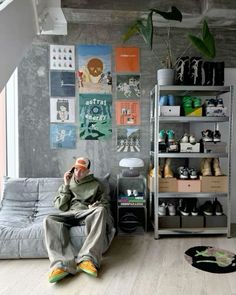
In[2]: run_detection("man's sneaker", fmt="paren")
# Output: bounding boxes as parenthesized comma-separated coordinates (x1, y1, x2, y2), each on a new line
(167, 203, 176, 216)
(168, 94, 175, 106)
(213, 198, 223, 216)
(213, 130, 221, 142)
(159, 130, 166, 143)
(158, 203, 167, 216)
(188, 168, 198, 179)
(180, 133, 189, 143)
(206, 98, 216, 107)
(216, 98, 224, 107)
(201, 201, 214, 216)
(78, 260, 98, 277)
(189, 135, 196, 144)
(213, 158, 223, 176)
(48, 267, 70, 283)
(182, 96, 193, 107)
(178, 166, 189, 179)
(179, 202, 190, 216)
(159, 95, 168, 106)
(202, 129, 213, 142)
(193, 97, 202, 108)
(166, 130, 175, 142)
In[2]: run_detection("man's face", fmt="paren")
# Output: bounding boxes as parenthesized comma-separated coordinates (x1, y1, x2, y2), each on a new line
(74, 167, 88, 181)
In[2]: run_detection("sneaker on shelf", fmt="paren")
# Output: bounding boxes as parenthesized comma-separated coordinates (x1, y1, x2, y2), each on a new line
(216, 98, 224, 108)
(159, 130, 166, 143)
(164, 158, 174, 178)
(166, 130, 175, 142)
(180, 133, 189, 143)
(191, 204, 199, 216)
(201, 200, 214, 216)
(213, 130, 221, 142)
(182, 96, 193, 108)
(206, 98, 216, 107)
(193, 97, 202, 108)
(168, 94, 175, 106)
(189, 135, 196, 144)
(200, 158, 213, 176)
(178, 166, 189, 179)
(179, 201, 190, 216)
(213, 158, 223, 176)
(188, 168, 198, 179)
(213, 198, 223, 216)
(167, 203, 176, 216)
(201, 129, 214, 142)
(159, 95, 168, 106)
(158, 203, 167, 216)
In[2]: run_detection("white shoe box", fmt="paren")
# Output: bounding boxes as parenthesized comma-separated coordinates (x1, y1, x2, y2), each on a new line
(159, 106, 180, 116)
(206, 107, 227, 117)
(180, 142, 200, 153)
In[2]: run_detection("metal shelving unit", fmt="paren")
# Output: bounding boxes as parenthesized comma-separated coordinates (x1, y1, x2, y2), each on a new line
(150, 85, 233, 239)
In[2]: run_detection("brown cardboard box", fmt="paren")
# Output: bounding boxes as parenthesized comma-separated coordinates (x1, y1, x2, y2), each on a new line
(177, 180, 201, 192)
(148, 176, 177, 192)
(200, 176, 228, 193)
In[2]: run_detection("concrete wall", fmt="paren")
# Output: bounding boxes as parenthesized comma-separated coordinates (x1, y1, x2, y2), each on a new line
(18, 24, 236, 190)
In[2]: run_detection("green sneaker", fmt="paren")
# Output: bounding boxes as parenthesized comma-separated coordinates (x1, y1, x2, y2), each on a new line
(48, 267, 69, 283)
(159, 130, 166, 142)
(182, 96, 192, 107)
(166, 129, 175, 142)
(192, 97, 202, 108)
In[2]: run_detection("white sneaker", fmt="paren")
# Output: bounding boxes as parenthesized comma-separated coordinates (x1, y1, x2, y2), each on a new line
(189, 135, 196, 144)
(180, 133, 189, 143)
(168, 203, 176, 216)
(158, 203, 167, 216)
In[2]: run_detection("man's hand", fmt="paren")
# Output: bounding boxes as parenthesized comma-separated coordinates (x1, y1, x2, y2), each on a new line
(64, 170, 73, 185)
(88, 201, 100, 209)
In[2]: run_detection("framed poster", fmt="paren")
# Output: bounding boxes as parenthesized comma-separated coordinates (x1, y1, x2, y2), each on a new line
(79, 93, 112, 140)
(50, 45, 75, 71)
(50, 97, 75, 123)
(116, 74, 141, 99)
(115, 100, 140, 125)
(116, 127, 140, 152)
(50, 124, 76, 149)
(50, 71, 75, 97)
(76, 44, 112, 93)
(115, 47, 140, 72)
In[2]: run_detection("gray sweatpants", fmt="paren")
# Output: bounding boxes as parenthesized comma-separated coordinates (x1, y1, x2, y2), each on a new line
(43, 206, 108, 274)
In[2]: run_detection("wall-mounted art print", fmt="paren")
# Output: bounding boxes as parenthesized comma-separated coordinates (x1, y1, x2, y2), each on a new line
(50, 97, 75, 123)
(50, 71, 75, 97)
(76, 44, 112, 94)
(115, 47, 140, 72)
(50, 124, 76, 149)
(116, 127, 140, 152)
(116, 74, 141, 99)
(50, 45, 75, 71)
(79, 93, 112, 140)
(115, 100, 140, 125)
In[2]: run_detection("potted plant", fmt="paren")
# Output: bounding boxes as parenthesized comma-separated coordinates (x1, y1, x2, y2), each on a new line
(122, 6, 216, 85)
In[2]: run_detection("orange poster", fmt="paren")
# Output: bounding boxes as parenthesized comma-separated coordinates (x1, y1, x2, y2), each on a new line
(116, 100, 140, 125)
(115, 47, 140, 72)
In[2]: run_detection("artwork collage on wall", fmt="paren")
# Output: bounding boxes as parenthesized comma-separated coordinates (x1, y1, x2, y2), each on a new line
(115, 47, 141, 153)
(49, 44, 140, 150)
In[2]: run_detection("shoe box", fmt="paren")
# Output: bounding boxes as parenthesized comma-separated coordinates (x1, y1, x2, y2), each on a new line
(183, 107, 202, 116)
(200, 176, 227, 193)
(206, 107, 227, 117)
(159, 106, 180, 116)
(203, 142, 227, 153)
(177, 180, 201, 192)
(180, 142, 200, 153)
(159, 215, 180, 228)
(204, 214, 227, 227)
(181, 215, 204, 228)
(148, 176, 177, 192)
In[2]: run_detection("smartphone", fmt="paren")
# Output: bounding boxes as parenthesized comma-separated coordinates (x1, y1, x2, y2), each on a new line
(69, 167, 75, 174)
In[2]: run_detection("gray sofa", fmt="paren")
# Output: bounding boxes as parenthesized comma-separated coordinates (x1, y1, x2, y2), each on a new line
(0, 176, 115, 259)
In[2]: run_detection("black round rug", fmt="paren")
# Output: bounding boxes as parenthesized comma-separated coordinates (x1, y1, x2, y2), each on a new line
(184, 246, 236, 273)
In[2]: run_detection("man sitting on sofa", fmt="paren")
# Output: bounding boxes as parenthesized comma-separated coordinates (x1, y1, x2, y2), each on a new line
(44, 157, 113, 283)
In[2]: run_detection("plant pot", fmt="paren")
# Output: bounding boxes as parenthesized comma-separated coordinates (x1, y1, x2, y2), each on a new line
(157, 69, 175, 85)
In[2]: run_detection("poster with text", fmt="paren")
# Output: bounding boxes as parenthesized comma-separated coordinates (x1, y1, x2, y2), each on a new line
(115, 100, 140, 125)
(50, 124, 76, 149)
(50, 97, 75, 123)
(50, 71, 75, 97)
(76, 45, 112, 94)
(116, 74, 141, 99)
(116, 127, 140, 152)
(50, 45, 75, 71)
(115, 47, 140, 72)
(79, 93, 112, 140)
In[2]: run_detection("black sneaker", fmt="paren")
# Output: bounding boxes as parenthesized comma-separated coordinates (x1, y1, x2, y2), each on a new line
(191, 199, 199, 216)
(213, 130, 221, 142)
(178, 167, 189, 179)
(213, 198, 223, 216)
(201, 129, 213, 142)
(179, 200, 190, 216)
(201, 201, 214, 216)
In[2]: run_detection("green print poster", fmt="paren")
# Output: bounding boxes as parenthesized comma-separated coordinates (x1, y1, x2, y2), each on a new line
(79, 93, 112, 140)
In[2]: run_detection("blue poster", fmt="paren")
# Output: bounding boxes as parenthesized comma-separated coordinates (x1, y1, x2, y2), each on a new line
(76, 45, 112, 94)
(50, 71, 75, 97)
(50, 124, 76, 149)
(79, 93, 112, 140)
